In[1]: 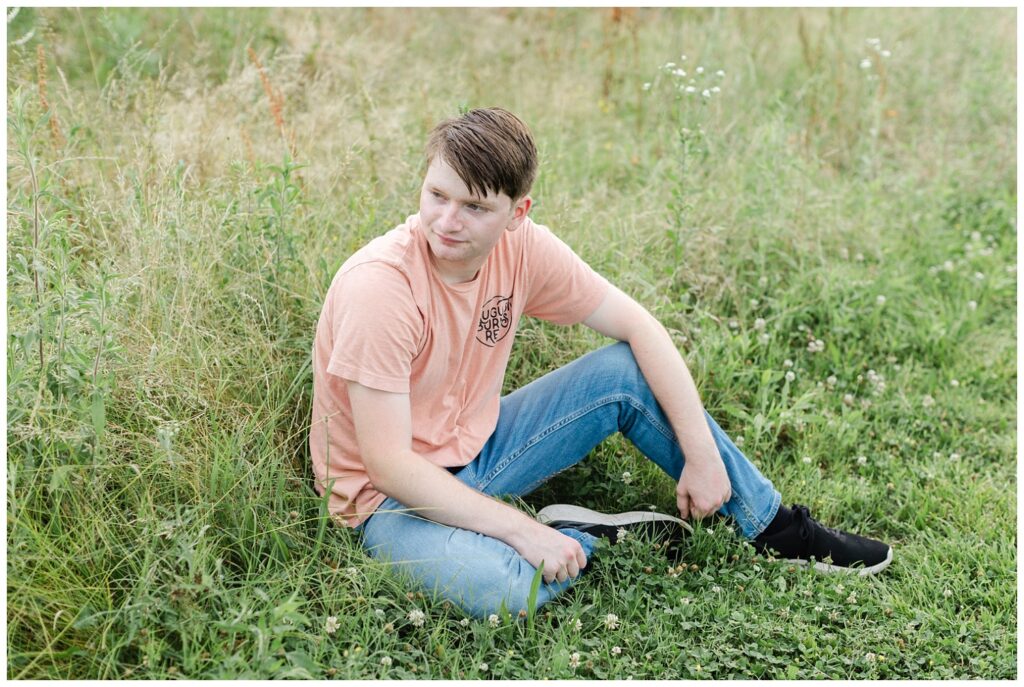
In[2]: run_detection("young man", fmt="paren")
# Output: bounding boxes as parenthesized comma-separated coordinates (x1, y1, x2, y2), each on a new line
(310, 107, 892, 618)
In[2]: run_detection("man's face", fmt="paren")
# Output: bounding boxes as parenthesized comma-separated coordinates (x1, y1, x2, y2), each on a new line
(419, 157, 530, 283)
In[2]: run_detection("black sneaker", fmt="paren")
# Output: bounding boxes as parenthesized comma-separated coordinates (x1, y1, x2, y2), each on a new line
(752, 504, 893, 576)
(535, 504, 692, 544)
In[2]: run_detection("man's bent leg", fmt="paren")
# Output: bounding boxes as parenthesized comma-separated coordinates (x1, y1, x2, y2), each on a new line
(470, 341, 781, 539)
(358, 495, 596, 618)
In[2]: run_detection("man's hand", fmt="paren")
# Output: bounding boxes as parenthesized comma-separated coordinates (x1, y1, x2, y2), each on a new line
(676, 456, 732, 521)
(508, 520, 588, 584)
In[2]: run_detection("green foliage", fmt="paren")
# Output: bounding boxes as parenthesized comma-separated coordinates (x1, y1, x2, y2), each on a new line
(6, 7, 1016, 680)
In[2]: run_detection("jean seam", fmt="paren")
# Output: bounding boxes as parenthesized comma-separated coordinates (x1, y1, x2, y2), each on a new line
(477, 392, 674, 492)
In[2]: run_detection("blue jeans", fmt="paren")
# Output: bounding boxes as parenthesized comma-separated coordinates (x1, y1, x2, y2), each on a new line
(358, 342, 781, 618)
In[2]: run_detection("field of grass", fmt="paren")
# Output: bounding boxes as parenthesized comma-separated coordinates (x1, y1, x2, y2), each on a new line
(5, 7, 1017, 679)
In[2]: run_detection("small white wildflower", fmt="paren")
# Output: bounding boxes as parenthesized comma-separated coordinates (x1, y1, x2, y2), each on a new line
(855, 252, 865, 262)
(758, 333, 770, 344)
(943, 260, 955, 271)
(876, 295, 886, 305)
(673, 68, 686, 77)
(664, 62, 676, 68)
(860, 58, 872, 69)
(374, 608, 386, 618)
(702, 89, 711, 98)
(754, 318, 766, 330)
(847, 593, 857, 604)
(865, 652, 877, 662)
(857, 455, 868, 466)
(621, 471, 632, 485)
(479, 662, 489, 672)
(866, 37, 881, 45)
(949, 452, 961, 461)
(785, 371, 796, 382)
(345, 566, 358, 577)
(572, 618, 583, 632)
(808, 339, 825, 353)
(950, 379, 959, 387)
(460, 617, 470, 627)
(826, 374, 838, 388)
(569, 652, 581, 669)
(783, 359, 794, 368)
(611, 646, 622, 656)
(680, 597, 692, 605)
(943, 588, 953, 598)
(408, 609, 426, 627)
(968, 300, 977, 310)
(685, 86, 696, 93)
(734, 436, 745, 447)
(835, 583, 845, 593)
(922, 395, 935, 408)
(711, 585, 722, 593)
(814, 605, 823, 613)
(716, 69, 725, 77)
(680, 54, 687, 61)
(380, 656, 393, 667)
(728, 319, 739, 329)
(802, 456, 812, 464)
(325, 616, 340, 634)
(881, 50, 891, 57)
(711, 86, 721, 93)
(488, 613, 500, 628)
(604, 613, 620, 630)
(706, 528, 714, 535)
(642, 82, 652, 91)
(758, 275, 769, 286)
(696, 66, 704, 74)
(616, 527, 629, 542)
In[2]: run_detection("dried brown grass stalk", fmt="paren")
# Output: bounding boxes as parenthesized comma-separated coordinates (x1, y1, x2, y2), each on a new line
(240, 124, 256, 167)
(36, 43, 65, 148)
(247, 46, 296, 159)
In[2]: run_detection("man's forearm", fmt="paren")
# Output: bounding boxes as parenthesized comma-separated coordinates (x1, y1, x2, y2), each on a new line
(367, 448, 537, 547)
(626, 314, 722, 466)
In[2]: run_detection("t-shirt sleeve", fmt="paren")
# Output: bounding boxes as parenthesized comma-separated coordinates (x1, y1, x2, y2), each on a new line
(325, 262, 422, 393)
(522, 222, 610, 325)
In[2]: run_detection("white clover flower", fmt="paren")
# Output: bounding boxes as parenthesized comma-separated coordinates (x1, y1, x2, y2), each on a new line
(943, 588, 953, 598)
(808, 339, 825, 353)
(758, 275, 769, 286)
(847, 593, 857, 604)
(706, 528, 714, 535)
(783, 359, 794, 368)
(716, 69, 725, 77)
(866, 37, 881, 46)
(856, 455, 868, 466)
(754, 318, 766, 330)
(968, 300, 977, 310)
(685, 86, 696, 93)
(642, 82, 652, 91)
(572, 618, 583, 632)
(950, 379, 959, 387)
(604, 613, 620, 630)
(711, 86, 721, 93)
(974, 272, 985, 281)
(479, 662, 489, 672)
(680, 596, 692, 605)
(664, 62, 676, 68)
(876, 295, 886, 305)
(785, 371, 796, 382)
(673, 68, 686, 77)
(696, 66, 704, 74)
(826, 375, 838, 388)
(950, 452, 961, 461)
(488, 613, 500, 628)
(345, 566, 359, 577)
(380, 656, 393, 667)
(612, 646, 622, 656)
(855, 252, 865, 262)
(881, 50, 891, 57)
(711, 585, 722, 593)
(802, 456, 812, 464)
(860, 58, 872, 69)
(569, 652, 581, 669)
(702, 89, 711, 98)
(728, 319, 739, 329)
(922, 395, 935, 408)
(758, 333, 770, 344)
(460, 617, 470, 627)
(621, 471, 632, 485)
(374, 608, 386, 619)
(843, 393, 855, 406)
(865, 652, 877, 662)
(616, 527, 629, 542)
(408, 609, 426, 627)
(943, 260, 955, 271)
(680, 54, 687, 61)
(734, 436, 745, 447)
(325, 616, 340, 634)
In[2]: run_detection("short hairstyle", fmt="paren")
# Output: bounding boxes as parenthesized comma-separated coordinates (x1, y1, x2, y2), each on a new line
(425, 107, 538, 201)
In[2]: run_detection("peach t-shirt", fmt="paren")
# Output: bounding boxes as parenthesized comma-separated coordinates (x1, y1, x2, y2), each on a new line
(310, 213, 610, 527)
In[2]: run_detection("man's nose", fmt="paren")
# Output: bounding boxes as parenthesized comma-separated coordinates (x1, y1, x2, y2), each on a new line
(439, 203, 462, 231)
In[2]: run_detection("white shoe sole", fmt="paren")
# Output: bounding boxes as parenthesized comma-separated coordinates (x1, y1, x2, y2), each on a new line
(536, 504, 693, 533)
(783, 545, 894, 576)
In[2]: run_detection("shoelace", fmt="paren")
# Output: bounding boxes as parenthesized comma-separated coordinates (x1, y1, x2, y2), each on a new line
(792, 504, 846, 549)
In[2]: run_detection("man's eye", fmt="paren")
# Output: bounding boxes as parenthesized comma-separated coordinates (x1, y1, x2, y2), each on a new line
(467, 204, 487, 212)
(431, 191, 444, 199)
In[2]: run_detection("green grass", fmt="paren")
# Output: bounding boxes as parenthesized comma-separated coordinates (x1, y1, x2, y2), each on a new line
(6, 7, 1016, 679)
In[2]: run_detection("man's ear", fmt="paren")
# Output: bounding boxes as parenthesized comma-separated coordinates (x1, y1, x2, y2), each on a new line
(506, 195, 532, 231)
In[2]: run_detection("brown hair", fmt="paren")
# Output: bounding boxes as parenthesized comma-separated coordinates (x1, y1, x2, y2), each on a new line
(425, 107, 538, 201)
